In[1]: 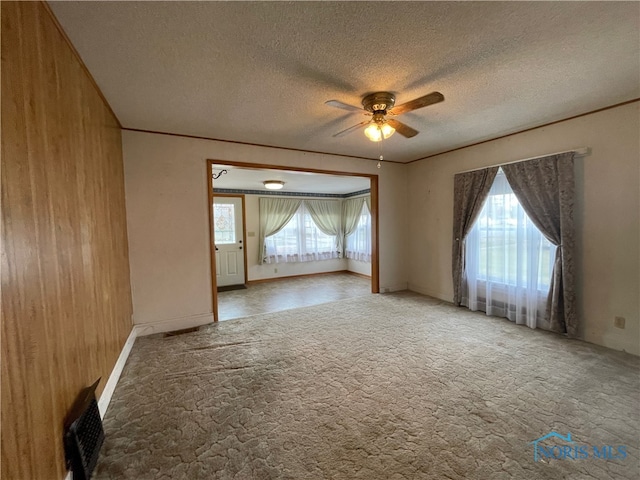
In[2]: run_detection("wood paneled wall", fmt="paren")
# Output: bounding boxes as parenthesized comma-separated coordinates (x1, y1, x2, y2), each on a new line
(1, 3, 133, 479)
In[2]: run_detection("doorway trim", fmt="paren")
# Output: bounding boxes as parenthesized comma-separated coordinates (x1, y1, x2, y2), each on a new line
(210, 193, 249, 287)
(206, 159, 380, 322)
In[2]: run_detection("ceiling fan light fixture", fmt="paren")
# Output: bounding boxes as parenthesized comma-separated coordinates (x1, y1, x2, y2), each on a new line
(364, 122, 395, 142)
(263, 180, 285, 190)
(327, 90, 444, 141)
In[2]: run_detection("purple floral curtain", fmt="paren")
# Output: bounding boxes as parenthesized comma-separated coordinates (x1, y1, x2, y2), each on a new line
(452, 167, 499, 306)
(502, 152, 576, 336)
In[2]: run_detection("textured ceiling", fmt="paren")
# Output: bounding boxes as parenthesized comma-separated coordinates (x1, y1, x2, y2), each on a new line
(50, 1, 640, 163)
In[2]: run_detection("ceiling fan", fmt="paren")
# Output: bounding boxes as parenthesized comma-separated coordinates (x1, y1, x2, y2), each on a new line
(325, 91, 444, 141)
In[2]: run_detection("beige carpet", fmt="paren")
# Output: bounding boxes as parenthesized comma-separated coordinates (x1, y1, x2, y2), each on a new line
(95, 292, 639, 479)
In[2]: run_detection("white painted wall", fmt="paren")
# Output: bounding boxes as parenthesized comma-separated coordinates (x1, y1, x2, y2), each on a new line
(407, 103, 640, 355)
(347, 259, 371, 277)
(123, 131, 407, 331)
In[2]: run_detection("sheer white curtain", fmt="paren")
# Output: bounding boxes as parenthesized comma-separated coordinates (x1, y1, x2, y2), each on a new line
(463, 168, 555, 329)
(264, 203, 339, 263)
(345, 202, 371, 262)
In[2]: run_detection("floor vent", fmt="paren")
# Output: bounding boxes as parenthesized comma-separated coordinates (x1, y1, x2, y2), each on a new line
(217, 284, 247, 292)
(164, 326, 200, 337)
(64, 378, 104, 480)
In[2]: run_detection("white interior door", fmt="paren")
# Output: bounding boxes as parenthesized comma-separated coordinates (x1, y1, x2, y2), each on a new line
(212, 196, 245, 287)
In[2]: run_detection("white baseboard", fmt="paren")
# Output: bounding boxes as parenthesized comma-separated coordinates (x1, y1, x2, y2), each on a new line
(98, 327, 138, 418)
(380, 281, 408, 293)
(133, 312, 215, 337)
(407, 283, 452, 302)
(600, 331, 640, 356)
(64, 327, 138, 480)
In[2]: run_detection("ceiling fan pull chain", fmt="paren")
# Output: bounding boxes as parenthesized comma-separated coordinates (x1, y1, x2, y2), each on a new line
(377, 131, 383, 168)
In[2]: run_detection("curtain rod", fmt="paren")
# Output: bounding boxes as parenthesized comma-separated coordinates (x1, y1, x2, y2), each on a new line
(457, 147, 590, 174)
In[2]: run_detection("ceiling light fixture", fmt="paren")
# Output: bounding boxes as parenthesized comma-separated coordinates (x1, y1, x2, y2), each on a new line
(363, 113, 395, 142)
(364, 122, 395, 142)
(263, 180, 285, 190)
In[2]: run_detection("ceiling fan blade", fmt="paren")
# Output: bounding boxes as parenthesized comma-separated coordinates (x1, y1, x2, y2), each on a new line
(391, 91, 444, 115)
(332, 120, 371, 137)
(325, 100, 365, 112)
(387, 118, 419, 138)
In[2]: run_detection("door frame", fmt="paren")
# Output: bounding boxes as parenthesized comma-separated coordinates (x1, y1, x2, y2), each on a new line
(210, 193, 248, 287)
(206, 159, 380, 322)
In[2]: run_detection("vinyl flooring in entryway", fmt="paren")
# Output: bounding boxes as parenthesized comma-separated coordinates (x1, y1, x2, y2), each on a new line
(217, 272, 371, 321)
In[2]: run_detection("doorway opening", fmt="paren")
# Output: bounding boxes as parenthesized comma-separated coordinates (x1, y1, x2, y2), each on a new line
(207, 160, 379, 322)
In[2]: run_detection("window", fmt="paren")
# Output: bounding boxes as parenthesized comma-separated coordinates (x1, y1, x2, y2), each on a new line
(464, 168, 555, 326)
(213, 203, 236, 244)
(346, 203, 371, 262)
(265, 204, 338, 263)
(467, 171, 555, 288)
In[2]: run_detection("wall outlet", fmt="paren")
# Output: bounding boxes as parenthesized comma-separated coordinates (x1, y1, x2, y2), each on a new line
(274, 268, 278, 273)
(614, 316, 626, 329)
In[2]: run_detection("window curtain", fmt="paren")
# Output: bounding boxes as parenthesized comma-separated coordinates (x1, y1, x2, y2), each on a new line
(452, 167, 499, 306)
(264, 204, 339, 263)
(303, 199, 343, 256)
(346, 202, 371, 262)
(364, 195, 372, 215)
(259, 197, 301, 263)
(501, 152, 576, 336)
(342, 196, 366, 255)
(464, 169, 555, 329)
